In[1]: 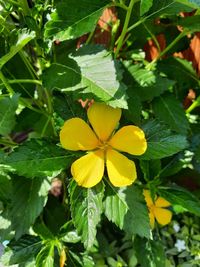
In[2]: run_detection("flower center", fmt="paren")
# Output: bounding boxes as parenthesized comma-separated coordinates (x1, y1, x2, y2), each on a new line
(98, 140, 111, 151)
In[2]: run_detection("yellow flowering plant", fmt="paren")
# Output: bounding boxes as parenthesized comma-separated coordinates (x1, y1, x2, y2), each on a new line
(143, 190, 172, 229)
(1, 0, 200, 265)
(60, 102, 147, 188)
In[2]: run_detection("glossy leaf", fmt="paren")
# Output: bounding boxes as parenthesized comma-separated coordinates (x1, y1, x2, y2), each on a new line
(104, 183, 128, 229)
(147, 0, 193, 17)
(1, 139, 73, 178)
(1, 235, 41, 266)
(104, 183, 151, 238)
(36, 243, 55, 267)
(44, 0, 109, 41)
(127, 64, 175, 101)
(43, 46, 128, 108)
(69, 180, 105, 249)
(134, 237, 166, 267)
(152, 94, 189, 134)
(141, 120, 188, 160)
(158, 185, 200, 216)
(123, 186, 151, 238)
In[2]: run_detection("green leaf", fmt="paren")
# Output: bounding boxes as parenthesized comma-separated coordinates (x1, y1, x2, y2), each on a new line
(141, 120, 188, 160)
(104, 184, 128, 230)
(1, 235, 41, 266)
(152, 94, 189, 134)
(104, 183, 150, 238)
(0, 94, 19, 135)
(36, 242, 54, 267)
(123, 186, 151, 238)
(178, 15, 200, 34)
(0, 171, 12, 202)
(44, 0, 109, 41)
(159, 153, 185, 178)
(60, 221, 81, 244)
(43, 195, 68, 235)
(33, 219, 55, 240)
(124, 90, 142, 125)
(134, 237, 166, 267)
(158, 57, 198, 91)
(147, 0, 193, 17)
(69, 180, 105, 249)
(0, 29, 35, 68)
(158, 185, 200, 216)
(0, 211, 12, 241)
(140, 0, 153, 16)
(43, 45, 128, 108)
(127, 64, 175, 101)
(176, 0, 200, 8)
(1, 139, 73, 178)
(140, 159, 161, 181)
(10, 176, 50, 238)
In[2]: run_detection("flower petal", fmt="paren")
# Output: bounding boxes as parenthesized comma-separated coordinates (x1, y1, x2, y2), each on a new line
(109, 126, 147, 155)
(60, 118, 99, 151)
(143, 190, 153, 207)
(149, 210, 155, 229)
(87, 102, 121, 141)
(106, 149, 136, 187)
(155, 197, 171, 208)
(71, 150, 104, 188)
(154, 207, 172, 226)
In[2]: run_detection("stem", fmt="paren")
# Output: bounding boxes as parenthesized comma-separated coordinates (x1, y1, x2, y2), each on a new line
(0, 71, 14, 94)
(8, 79, 42, 85)
(143, 22, 161, 53)
(86, 30, 95, 45)
(113, 2, 128, 10)
(41, 116, 51, 137)
(156, 31, 185, 60)
(127, 18, 145, 33)
(0, 138, 17, 147)
(19, 51, 38, 79)
(146, 31, 185, 69)
(0, 71, 46, 115)
(115, 0, 135, 57)
(186, 96, 200, 113)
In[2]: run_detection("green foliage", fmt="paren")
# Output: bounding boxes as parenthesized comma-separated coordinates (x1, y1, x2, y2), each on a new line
(0, 29, 35, 68)
(0, 0, 200, 266)
(104, 183, 150, 238)
(141, 120, 188, 159)
(0, 94, 19, 135)
(44, 0, 109, 41)
(134, 237, 166, 267)
(140, 0, 153, 15)
(1, 139, 73, 178)
(69, 180, 105, 249)
(158, 185, 200, 216)
(152, 93, 190, 134)
(43, 46, 128, 108)
(1, 235, 41, 266)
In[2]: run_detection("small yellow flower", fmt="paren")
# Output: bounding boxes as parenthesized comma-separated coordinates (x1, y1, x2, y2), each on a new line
(60, 102, 147, 188)
(143, 190, 172, 229)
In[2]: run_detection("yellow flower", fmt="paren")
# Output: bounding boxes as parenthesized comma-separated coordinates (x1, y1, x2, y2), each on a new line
(60, 102, 147, 188)
(143, 190, 172, 229)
